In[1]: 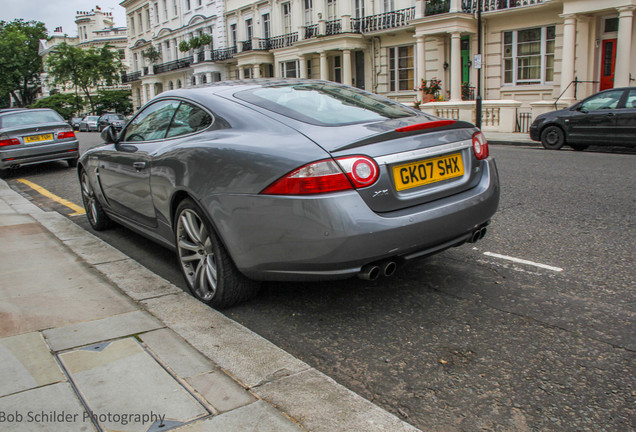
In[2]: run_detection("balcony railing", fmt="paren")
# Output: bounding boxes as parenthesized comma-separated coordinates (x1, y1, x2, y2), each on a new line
(239, 38, 271, 53)
(352, 7, 416, 33)
(326, 20, 342, 35)
(425, 0, 450, 15)
(269, 33, 298, 49)
(305, 24, 318, 39)
(153, 56, 193, 75)
(209, 47, 236, 61)
(461, 0, 545, 13)
(121, 71, 141, 83)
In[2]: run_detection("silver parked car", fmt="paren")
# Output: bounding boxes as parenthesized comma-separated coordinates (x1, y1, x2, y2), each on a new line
(0, 108, 79, 178)
(79, 80, 500, 308)
(79, 115, 99, 132)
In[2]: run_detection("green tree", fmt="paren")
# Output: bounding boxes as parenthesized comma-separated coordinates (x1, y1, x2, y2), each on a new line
(0, 20, 48, 107)
(29, 93, 84, 119)
(46, 42, 122, 113)
(94, 89, 132, 116)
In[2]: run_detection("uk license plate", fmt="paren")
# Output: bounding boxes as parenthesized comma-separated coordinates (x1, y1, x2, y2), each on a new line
(392, 153, 464, 191)
(24, 133, 53, 144)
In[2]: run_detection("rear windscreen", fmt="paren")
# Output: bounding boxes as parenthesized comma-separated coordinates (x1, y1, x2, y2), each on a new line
(235, 83, 417, 126)
(0, 110, 64, 128)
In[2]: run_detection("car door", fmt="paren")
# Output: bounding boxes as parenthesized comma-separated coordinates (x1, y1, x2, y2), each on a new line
(613, 88, 636, 145)
(96, 100, 180, 227)
(567, 90, 623, 144)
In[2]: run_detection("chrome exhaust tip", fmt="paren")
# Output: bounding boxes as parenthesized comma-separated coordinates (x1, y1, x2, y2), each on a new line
(381, 261, 397, 277)
(358, 264, 380, 281)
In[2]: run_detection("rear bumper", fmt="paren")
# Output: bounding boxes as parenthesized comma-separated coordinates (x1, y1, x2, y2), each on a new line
(202, 158, 500, 281)
(0, 140, 79, 169)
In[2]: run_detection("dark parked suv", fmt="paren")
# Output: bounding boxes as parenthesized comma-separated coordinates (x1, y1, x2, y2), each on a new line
(530, 87, 636, 150)
(97, 113, 127, 132)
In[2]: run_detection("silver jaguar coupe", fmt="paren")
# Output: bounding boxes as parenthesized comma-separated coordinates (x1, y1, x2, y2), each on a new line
(78, 79, 500, 308)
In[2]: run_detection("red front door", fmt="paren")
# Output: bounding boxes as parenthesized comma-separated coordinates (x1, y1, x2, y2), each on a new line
(600, 39, 617, 90)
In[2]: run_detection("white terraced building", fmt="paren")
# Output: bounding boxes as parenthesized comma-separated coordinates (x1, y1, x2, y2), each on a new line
(120, 0, 636, 132)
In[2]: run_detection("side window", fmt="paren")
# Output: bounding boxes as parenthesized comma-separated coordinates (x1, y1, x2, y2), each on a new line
(122, 100, 180, 142)
(580, 90, 623, 111)
(624, 90, 636, 109)
(165, 102, 213, 138)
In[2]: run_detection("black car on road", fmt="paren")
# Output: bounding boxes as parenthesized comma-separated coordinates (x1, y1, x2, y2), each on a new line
(98, 113, 127, 132)
(530, 87, 636, 150)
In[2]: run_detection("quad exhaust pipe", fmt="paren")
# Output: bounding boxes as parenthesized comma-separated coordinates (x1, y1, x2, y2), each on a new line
(358, 260, 398, 280)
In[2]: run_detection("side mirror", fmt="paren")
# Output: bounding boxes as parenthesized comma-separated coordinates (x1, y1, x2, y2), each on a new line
(100, 125, 120, 144)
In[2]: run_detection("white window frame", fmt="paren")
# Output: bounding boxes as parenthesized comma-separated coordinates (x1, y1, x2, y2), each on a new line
(304, 0, 313, 25)
(262, 13, 271, 39)
(282, 3, 292, 34)
(503, 25, 555, 86)
(327, 0, 337, 21)
(280, 60, 298, 78)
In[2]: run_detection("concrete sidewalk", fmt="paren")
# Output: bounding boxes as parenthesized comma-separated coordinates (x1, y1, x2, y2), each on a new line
(0, 179, 419, 432)
(483, 131, 536, 146)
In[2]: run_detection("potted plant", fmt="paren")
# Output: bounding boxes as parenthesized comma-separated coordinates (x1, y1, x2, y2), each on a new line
(142, 45, 161, 64)
(178, 40, 191, 52)
(415, 78, 442, 103)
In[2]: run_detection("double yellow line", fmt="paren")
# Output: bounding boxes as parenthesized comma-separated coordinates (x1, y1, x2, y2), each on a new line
(17, 178, 86, 216)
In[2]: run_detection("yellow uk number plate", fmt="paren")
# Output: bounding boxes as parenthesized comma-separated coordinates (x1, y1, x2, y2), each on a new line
(24, 133, 53, 144)
(393, 153, 464, 191)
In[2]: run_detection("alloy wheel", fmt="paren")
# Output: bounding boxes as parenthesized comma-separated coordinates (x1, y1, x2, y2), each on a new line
(81, 172, 99, 226)
(176, 209, 218, 301)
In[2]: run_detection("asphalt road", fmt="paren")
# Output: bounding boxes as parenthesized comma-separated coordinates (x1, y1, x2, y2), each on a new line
(5, 133, 635, 431)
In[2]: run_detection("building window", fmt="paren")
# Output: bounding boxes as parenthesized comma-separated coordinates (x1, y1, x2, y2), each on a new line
(354, 0, 364, 18)
(163, 0, 168, 19)
(383, 0, 394, 12)
(246, 18, 253, 41)
(146, 9, 151, 28)
(304, 0, 313, 25)
(333, 55, 342, 83)
(262, 13, 271, 39)
(133, 53, 139, 71)
(388, 45, 414, 92)
(154, 3, 159, 22)
(118, 49, 126, 60)
(281, 60, 298, 78)
(138, 13, 143, 32)
(327, 0, 337, 21)
(198, 0, 202, 6)
(282, 3, 292, 34)
(169, 81, 174, 90)
(185, 0, 190, 10)
(230, 23, 237, 48)
(177, 79, 182, 88)
(244, 67, 253, 79)
(503, 26, 555, 85)
(173, 0, 177, 16)
(604, 17, 619, 33)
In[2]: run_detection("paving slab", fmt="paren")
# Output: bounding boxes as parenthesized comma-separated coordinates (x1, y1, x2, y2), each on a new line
(0, 382, 97, 432)
(63, 236, 129, 265)
(139, 328, 215, 379)
(59, 338, 208, 432)
(0, 214, 30, 225)
(0, 221, 136, 338)
(255, 368, 419, 432)
(142, 292, 310, 389)
(32, 211, 92, 241)
(0, 332, 65, 397)
(173, 400, 302, 432)
(44, 310, 164, 352)
(96, 259, 181, 300)
(186, 370, 257, 414)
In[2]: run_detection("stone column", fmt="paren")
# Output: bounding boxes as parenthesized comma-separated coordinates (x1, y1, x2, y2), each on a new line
(253, 64, 261, 78)
(416, 35, 426, 83)
(206, 72, 213, 83)
(614, 6, 635, 87)
(450, 32, 462, 101)
(299, 55, 307, 78)
(559, 14, 577, 103)
(342, 49, 352, 86)
(320, 51, 328, 80)
(450, 0, 461, 13)
(238, 67, 245, 80)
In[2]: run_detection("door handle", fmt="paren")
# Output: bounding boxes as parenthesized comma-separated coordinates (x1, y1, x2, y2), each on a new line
(133, 161, 146, 170)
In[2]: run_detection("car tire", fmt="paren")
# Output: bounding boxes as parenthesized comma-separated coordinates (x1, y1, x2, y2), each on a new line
(174, 198, 259, 309)
(571, 144, 588, 151)
(540, 126, 565, 150)
(80, 169, 112, 231)
(67, 158, 78, 168)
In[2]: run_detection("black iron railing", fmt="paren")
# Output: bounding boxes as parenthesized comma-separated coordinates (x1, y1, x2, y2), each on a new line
(209, 47, 236, 61)
(352, 7, 415, 33)
(462, 0, 545, 13)
(326, 20, 342, 35)
(152, 56, 193, 74)
(240, 40, 252, 52)
(305, 24, 318, 39)
(269, 33, 298, 49)
(425, 0, 450, 15)
(121, 71, 141, 83)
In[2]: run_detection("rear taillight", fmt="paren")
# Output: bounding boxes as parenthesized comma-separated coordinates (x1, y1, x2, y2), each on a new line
(57, 131, 76, 139)
(0, 138, 20, 147)
(261, 155, 380, 195)
(395, 120, 456, 133)
(472, 131, 489, 160)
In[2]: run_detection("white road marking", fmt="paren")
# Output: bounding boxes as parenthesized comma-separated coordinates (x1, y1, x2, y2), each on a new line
(482, 252, 564, 272)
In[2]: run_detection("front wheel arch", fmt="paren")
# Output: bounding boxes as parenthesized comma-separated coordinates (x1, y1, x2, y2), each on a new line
(540, 124, 566, 150)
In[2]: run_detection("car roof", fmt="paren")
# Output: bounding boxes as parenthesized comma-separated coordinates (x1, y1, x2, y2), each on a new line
(158, 78, 332, 98)
(0, 108, 56, 117)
